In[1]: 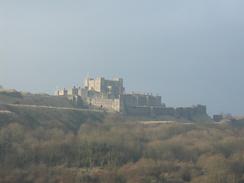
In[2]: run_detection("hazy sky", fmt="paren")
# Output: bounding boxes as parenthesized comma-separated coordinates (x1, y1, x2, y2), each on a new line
(1, 0, 244, 115)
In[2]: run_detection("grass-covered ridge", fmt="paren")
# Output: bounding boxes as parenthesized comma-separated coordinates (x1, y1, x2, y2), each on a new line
(0, 90, 74, 107)
(0, 105, 105, 131)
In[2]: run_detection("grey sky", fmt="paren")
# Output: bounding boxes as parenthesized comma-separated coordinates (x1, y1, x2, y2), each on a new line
(1, 0, 244, 115)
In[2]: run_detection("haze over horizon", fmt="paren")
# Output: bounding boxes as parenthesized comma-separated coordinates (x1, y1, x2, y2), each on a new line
(1, 0, 244, 115)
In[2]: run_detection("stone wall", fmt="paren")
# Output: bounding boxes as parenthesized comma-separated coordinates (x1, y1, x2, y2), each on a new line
(55, 89, 67, 96)
(89, 98, 121, 112)
(124, 105, 208, 120)
(67, 87, 79, 96)
(55, 76, 208, 120)
(122, 94, 162, 107)
(125, 106, 151, 116)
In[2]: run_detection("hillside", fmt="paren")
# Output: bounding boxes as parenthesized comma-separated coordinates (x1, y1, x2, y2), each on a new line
(1, 89, 244, 183)
(0, 104, 106, 133)
(0, 89, 75, 107)
(0, 102, 244, 183)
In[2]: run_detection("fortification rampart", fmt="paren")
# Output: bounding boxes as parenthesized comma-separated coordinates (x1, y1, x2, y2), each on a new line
(88, 98, 122, 112)
(55, 76, 209, 119)
(124, 105, 208, 120)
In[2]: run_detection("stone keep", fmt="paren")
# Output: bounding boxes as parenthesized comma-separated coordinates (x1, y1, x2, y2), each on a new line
(84, 77, 124, 98)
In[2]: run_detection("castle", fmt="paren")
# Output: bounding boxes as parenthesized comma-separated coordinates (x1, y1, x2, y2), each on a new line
(55, 77, 207, 118)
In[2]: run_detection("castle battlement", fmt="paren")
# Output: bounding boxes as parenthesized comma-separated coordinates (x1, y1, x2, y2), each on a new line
(55, 76, 208, 119)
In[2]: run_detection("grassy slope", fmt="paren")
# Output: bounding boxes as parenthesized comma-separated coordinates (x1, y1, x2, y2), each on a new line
(0, 105, 105, 132)
(0, 90, 74, 107)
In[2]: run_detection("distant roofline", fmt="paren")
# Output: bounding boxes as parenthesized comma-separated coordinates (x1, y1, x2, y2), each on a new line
(123, 92, 161, 97)
(85, 77, 123, 81)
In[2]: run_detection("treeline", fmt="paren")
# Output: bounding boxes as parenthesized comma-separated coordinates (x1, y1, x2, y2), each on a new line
(1, 117, 244, 183)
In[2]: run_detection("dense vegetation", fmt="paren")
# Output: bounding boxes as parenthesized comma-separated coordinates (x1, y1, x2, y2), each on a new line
(0, 106, 244, 183)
